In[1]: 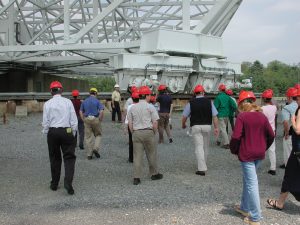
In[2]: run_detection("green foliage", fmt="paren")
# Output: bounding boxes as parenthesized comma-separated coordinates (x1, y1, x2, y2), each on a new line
(82, 76, 115, 92)
(240, 60, 300, 95)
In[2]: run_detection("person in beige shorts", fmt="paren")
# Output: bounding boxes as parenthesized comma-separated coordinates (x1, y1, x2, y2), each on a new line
(128, 86, 163, 185)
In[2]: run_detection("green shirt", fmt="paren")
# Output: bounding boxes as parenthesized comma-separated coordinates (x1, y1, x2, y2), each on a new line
(214, 92, 237, 118)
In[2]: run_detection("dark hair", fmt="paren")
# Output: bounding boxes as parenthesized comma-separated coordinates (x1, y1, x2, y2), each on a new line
(90, 91, 97, 95)
(133, 98, 139, 103)
(51, 88, 62, 95)
(293, 96, 297, 101)
(139, 95, 147, 99)
(263, 98, 272, 103)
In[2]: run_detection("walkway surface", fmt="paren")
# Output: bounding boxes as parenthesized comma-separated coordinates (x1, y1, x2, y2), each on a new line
(0, 113, 299, 225)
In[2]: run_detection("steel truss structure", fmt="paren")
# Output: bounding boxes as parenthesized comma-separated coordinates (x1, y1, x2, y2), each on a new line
(0, 0, 246, 92)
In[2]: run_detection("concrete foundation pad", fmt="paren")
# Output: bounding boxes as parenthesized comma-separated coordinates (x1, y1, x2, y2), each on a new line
(15, 105, 28, 117)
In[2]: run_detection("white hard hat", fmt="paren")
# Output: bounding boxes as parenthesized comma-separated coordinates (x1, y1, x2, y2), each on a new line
(114, 84, 120, 88)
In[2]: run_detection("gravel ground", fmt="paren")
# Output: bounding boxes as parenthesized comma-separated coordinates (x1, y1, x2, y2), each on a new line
(0, 112, 299, 225)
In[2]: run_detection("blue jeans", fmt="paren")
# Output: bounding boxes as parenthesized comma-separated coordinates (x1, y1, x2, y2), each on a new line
(240, 160, 261, 222)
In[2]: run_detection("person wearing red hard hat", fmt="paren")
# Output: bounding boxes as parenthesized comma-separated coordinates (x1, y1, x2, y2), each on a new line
(156, 84, 173, 144)
(123, 85, 138, 123)
(225, 89, 237, 133)
(214, 84, 237, 149)
(230, 90, 274, 224)
(267, 88, 300, 211)
(42, 81, 78, 195)
(124, 91, 140, 163)
(127, 85, 163, 185)
(182, 84, 219, 176)
(71, 89, 84, 150)
(279, 87, 298, 169)
(261, 89, 277, 175)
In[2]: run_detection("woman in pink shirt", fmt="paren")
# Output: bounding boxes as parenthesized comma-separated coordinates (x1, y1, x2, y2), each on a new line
(261, 89, 277, 175)
(230, 91, 275, 225)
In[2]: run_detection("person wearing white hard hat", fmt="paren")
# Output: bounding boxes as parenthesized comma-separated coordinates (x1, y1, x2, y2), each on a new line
(111, 84, 122, 122)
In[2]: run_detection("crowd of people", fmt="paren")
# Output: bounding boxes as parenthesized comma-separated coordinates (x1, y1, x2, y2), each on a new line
(42, 81, 300, 225)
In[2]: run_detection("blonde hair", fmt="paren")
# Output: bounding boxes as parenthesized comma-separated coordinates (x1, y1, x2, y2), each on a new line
(238, 102, 262, 112)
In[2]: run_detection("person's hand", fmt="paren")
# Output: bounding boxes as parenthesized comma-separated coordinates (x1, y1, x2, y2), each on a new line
(284, 134, 289, 140)
(214, 127, 219, 137)
(182, 123, 186, 129)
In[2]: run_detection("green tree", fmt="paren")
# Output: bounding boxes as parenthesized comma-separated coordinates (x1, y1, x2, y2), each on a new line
(83, 76, 115, 92)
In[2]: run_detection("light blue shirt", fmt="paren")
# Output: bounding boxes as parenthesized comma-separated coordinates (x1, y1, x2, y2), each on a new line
(281, 101, 298, 122)
(182, 96, 218, 118)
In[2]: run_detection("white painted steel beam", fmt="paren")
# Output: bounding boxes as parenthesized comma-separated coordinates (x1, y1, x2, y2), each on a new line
(182, 0, 190, 31)
(64, 0, 70, 42)
(0, 0, 16, 16)
(66, 0, 125, 44)
(195, 0, 242, 36)
(0, 41, 140, 52)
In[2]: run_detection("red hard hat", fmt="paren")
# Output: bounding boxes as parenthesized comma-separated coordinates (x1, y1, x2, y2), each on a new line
(225, 89, 233, 96)
(238, 90, 256, 105)
(286, 87, 298, 97)
(294, 83, 300, 89)
(139, 86, 151, 95)
(150, 96, 156, 103)
(261, 89, 273, 98)
(218, 84, 226, 91)
(131, 86, 137, 93)
(50, 81, 62, 89)
(158, 84, 167, 91)
(131, 91, 139, 99)
(193, 85, 205, 93)
(72, 89, 79, 97)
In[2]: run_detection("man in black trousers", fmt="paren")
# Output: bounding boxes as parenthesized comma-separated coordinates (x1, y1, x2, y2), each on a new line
(42, 81, 78, 195)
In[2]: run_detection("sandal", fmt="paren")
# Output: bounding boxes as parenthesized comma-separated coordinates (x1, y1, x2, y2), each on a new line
(244, 217, 260, 225)
(234, 205, 250, 217)
(266, 199, 283, 210)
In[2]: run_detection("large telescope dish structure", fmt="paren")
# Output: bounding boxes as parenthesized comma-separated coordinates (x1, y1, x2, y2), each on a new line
(0, 0, 245, 92)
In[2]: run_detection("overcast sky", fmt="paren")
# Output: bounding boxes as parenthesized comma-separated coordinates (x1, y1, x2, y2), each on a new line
(222, 0, 300, 65)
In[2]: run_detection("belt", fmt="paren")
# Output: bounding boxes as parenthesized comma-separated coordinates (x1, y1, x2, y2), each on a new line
(85, 114, 99, 117)
(135, 128, 152, 131)
(49, 127, 70, 129)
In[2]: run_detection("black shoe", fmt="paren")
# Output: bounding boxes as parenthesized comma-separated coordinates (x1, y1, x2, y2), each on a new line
(151, 173, 163, 180)
(79, 145, 84, 150)
(64, 182, 74, 195)
(50, 183, 58, 191)
(268, 170, 276, 175)
(169, 138, 173, 143)
(133, 178, 141, 185)
(279, 164, 286, 169)
(87, 156, 92, 160)
(93, 150, 100, 158)
(216, 141, 221, 146)
(195, 171, 206, 176)
(128, 159, 133, 163)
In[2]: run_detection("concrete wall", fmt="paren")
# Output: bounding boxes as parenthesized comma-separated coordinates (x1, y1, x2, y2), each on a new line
(0, 70, 89, 92)
(0, 70, 29, 92)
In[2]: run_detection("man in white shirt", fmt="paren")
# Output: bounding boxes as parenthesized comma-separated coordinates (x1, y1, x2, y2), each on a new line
(42, 81, 78, 195)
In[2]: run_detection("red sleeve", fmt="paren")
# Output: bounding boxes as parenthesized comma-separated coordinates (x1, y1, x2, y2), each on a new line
(230, 115, 243, 155)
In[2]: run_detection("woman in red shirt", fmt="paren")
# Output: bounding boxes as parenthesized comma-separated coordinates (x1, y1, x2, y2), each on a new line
(230, 91, 275, 225)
